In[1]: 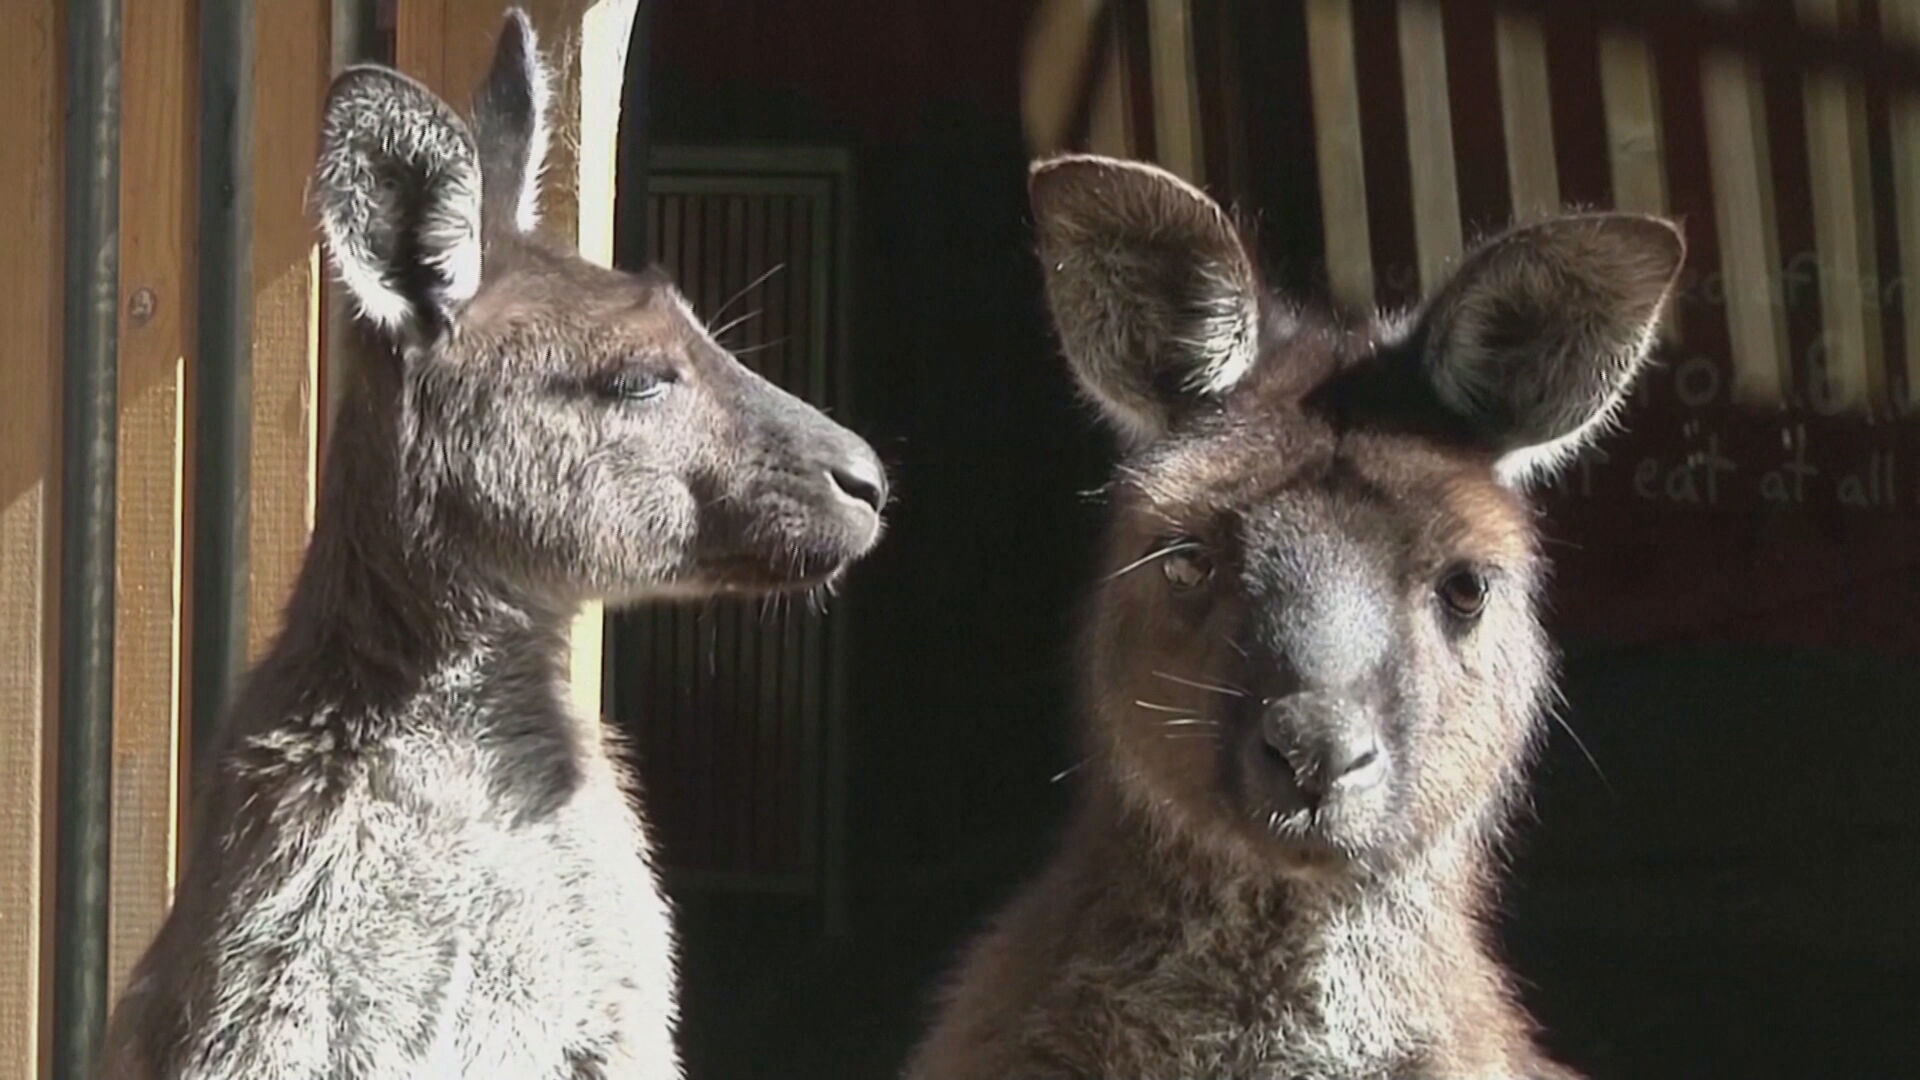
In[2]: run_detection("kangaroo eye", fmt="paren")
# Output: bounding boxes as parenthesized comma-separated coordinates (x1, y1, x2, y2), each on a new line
(1161, 546, 1213, 591)
(594, 366, 674, 402)
(1437, 566, 1490, 621)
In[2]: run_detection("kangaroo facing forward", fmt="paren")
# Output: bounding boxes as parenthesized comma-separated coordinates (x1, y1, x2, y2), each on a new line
(98, 12, 886, 1079)
(906, 156, 1683, 1080)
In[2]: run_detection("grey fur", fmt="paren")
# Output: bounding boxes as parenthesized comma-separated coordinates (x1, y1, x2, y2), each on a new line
(906, 156, 1681, 1080)
(97, 11, 886, 1079)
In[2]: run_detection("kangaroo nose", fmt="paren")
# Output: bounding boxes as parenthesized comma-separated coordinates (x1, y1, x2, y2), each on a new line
(828, 452, 887, 513)
(1262, 693, 1386, 800)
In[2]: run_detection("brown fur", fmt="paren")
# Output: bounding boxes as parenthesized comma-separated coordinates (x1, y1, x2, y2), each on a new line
(906, 156, 1681, 1080)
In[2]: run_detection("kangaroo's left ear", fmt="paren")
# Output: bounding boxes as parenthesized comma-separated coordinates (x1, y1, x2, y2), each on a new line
(1413, 213, 1686, 487)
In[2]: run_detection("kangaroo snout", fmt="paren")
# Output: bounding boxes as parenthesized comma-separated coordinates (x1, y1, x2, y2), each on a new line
(1260, 691, 1387, 803)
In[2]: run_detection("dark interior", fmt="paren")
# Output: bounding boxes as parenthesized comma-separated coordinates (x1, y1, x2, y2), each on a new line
(608, 3, 1920, 1077)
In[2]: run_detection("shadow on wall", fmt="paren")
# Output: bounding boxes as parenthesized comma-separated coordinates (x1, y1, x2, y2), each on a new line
(1513, 638, 1920, 1080)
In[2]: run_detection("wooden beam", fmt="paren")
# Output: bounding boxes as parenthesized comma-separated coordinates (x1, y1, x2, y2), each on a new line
(399, 0, 641, 720)
(1798, 0, 1887, 415)
(1597, 26, 1674, 342)
(109, 0, 193, 1000)
(0, 5, 61, 1076)
(1145, 0, 1203, 182)
(1016, 0, 1129, 158)
(247, 0, 331, 660)
(1598, 28, 1668, 215)
(1884, 0, 1920, 411)
(1087, 34, 1131, 159)
(1496, 9, 1561, 219)
(1304, 0, 1374, 308)
(393, 0, 449, 91)
(1397, 0, 1464, 291)
(1700, 0, 1791, 406)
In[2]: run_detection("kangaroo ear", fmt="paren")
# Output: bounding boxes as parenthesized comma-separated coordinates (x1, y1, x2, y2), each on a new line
(471, 7, 551, 237)
(1030, 154, 1260, 444)
(1415, 213, 1685, 487)
(312, 65, 482, 338)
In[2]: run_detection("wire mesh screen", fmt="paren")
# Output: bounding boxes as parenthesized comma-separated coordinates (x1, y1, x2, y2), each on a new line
(610, 155, 848, 895)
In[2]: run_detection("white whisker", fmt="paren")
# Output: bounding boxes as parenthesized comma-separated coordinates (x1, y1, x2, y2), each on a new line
(1050, 760, 1088, 784)
(1133, 700, 1190, 714)
(1151, 670, 1246, 698)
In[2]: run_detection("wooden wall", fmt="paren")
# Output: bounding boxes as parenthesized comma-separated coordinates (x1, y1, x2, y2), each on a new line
(0, 2, 636, 1074)
(0, 6, 65, 1078)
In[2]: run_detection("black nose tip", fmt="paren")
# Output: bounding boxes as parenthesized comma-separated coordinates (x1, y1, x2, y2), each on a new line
(1262, 692, 1386, 798)
(829, 456, 887, 513)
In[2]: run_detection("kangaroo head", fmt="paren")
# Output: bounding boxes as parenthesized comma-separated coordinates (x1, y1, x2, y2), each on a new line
(1033, 155, 1682, 876)
(309, 10, 885, 604)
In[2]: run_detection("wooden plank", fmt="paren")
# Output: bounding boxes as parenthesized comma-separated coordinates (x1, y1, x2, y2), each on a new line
(1700, 0, 1792, 406)
(1798, 0, 1887, 415)
(1496, 9, 1560, 219)
(247, 1, 332, 660)
(1304, 0, 1374, 307)
(1087, 39, 1132, 159)
(552, 0, 639, 720)
(1885, 0, 1920, 411)
(396, 0, 643, 717)
(109, 0, 194, 1000)
(1016, 0, 1120, 156)
(1396, 0, 1464, 291)
(393, 0, 449, 90)
(1146, 0, 1204, 182)
(1598, 27, 1674, 343)
(1598, 29, 1668, 215)
(0, 5, 61, 1075)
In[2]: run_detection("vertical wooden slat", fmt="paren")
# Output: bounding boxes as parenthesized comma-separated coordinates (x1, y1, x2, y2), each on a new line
(529, 0, 643, 721)
(1397, 0, 1464, 291)
(395, 10, 643, 740)
(1798, 0, 1889, 414)
(1496, 9, 1561, 218)
(1599, 27, 1674, 342)
(1088, 37, 1133, 158)
(1304, 0, 1374, 307)
(109, 0, 194, 998)
(1600, 29, 1670, 215)
(0, 5, 61, 1076)
(1885, 0, 1920, 410)
(1145, 0, 1203, 181)
(1700, 0, 1792, 405)
(247, 0, 330, 659)
(393, 0, 448, 90)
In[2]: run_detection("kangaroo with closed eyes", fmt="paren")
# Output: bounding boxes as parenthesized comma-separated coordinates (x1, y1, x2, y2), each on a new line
(97, 11, 887, 1078)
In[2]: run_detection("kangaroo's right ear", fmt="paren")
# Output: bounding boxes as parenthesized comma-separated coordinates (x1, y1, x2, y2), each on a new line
(1030, 155, 1260, 445)
(312, 65, 483, 338)
(470, 8, 551, 238)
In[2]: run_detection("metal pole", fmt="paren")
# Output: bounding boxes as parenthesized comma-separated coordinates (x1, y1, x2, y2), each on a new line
(191, 0, 255, 760)
(54, 0, 121, 1072)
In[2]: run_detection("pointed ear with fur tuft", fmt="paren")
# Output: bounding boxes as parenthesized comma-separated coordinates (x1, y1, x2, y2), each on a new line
(312, 65, 482, 338)
(1029, 154, 1260, 444)
(471, 7, 552, 238)
(1413, 213, 1686, 487)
